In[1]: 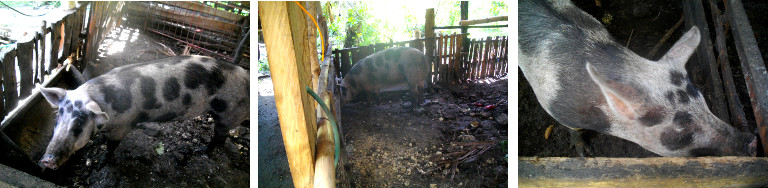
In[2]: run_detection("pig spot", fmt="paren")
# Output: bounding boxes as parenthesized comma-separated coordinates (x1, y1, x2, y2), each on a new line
(66, 105, 73, 113)
(184, 63, 226, 95)
(163, 77, 180, 101)
(154, 112, 177, 122)
(140, 77, 161, 110)
(74, 100, 82, 108)
(638, 108, 664, 127)
(665, 91, 676, 105)
(70, 110, 87, 137)
(669, 71, 685, 86)
(689, 147, 720, 156)
(660, 111, 699, 150)
(102, 85, 132, 113)
(686, 82, 700, 98)
(131, 112, 150, 126)
(677, 90, 689, 104)
(211, 98, 227, 113)
(182, 93, 192, 106)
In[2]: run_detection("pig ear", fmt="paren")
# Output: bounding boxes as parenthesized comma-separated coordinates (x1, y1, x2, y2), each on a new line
(659, 26, 700, 67)
(586, 63, 642, 120)
(85, 101, 109, 125)
(39, 87, 67, 107)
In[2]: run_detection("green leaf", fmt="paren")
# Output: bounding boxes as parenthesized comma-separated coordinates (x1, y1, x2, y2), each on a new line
(155, 142, 165, 155)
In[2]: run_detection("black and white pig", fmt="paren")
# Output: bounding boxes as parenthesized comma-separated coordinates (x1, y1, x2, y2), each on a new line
(339, 46, 429, 105)
(38, 55, 249, 170)
(519, 0, 757, 156)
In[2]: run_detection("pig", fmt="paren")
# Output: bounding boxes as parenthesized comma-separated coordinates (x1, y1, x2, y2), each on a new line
(38, 55, 249, 170)
(518, 0, 757, 156)
(339, 46, 429, 106)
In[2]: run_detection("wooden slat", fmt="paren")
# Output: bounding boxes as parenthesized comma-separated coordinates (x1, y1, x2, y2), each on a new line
(520, 157, 768, 187)
(436, 34, 443, 83)
(683, 0, 730, 123)
(3, 49, 18, 112)
(61, 16, 71, 60)
(340, 49, 350, 76)
(38, 21, 45, 83)
(49, 21, 61, 71)
(16, 41, 34, 99)
(127, 3, 242, 34)
(259, 1, 316, 187)
(724, 0, 768, 155)
(160, 1, 245, 23)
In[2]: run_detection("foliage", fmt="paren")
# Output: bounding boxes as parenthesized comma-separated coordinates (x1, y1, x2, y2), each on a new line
(0, 1, 60, 8)
(322, 1, 508, 49)
(199, 1, 250, 17)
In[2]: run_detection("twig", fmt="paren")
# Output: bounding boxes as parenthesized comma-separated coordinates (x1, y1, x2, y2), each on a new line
(647, 13, 685, 58)
(626, 28, 634, 47)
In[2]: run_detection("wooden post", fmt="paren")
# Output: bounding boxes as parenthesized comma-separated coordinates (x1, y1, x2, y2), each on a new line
(425, 8, 435, 85)
(259, 1, 320, 187)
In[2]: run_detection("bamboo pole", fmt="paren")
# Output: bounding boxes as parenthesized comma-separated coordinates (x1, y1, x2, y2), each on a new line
(459, 16, 508, 26)
(259, 1, 317, 187)
(313, 92, 335, 188)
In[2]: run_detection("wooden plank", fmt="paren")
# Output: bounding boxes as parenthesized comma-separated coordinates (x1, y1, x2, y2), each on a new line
(519, 157, 768, 187)
(340, 49, 350, 76)
(501, 37, 508, 75)
(38, 21, 46, 83)
(127, 3, 242, 34)
(160, 1, 245, 23)
(425, 8, 435, 85)
(2, 49, 18, 112)
(259, 2, 317, 187)
(724, 0, 768, 155)
(49, 21, 61, 72)
(0, 64, 69, 130)
(708, 0, 748, 131)
(447, 33, 455, 83)
(459, 16, 508, 26)
(16, 41, 34, 99)
(61, 16, 71, 60)
(683, 0, 730, 123)
(436, 34, 443, 83)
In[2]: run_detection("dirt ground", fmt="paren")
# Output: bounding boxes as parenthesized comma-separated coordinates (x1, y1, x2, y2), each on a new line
(519, 0, 766, 157)
(31, 22, 251, 187)
(258, 75, 508, 187)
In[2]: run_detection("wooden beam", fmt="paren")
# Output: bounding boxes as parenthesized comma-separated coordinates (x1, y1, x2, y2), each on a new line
(434, 24, 507, 29)
(160, 1, 245, 23)
(724, 0, 768, 155)
(259, 1, 316, 187)
(126, 3, 242, 34)
(682, 0, 729, 123)
(425, 8, 435, 85)
(459, 16, 508, 26)
(520, 157, 768, 187)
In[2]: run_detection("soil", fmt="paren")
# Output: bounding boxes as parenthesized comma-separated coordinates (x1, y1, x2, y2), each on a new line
(340, 77, 509, 187)
(258, 75, 508, 187)
(33, 22, 251, 187)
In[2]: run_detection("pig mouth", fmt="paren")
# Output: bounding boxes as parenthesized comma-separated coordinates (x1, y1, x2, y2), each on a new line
(40, 154, 60, 170)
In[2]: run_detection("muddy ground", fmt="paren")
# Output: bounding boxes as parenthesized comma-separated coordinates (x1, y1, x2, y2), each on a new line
(519, 0, 766, 157)
(30, 21, 252, 187)
(259, 75, 508, 187)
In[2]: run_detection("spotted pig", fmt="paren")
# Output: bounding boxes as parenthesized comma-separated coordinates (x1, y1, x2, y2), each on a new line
(38, 55, 249, 170)
(519, 0, 757, 156)
(340, 46, 429, 105)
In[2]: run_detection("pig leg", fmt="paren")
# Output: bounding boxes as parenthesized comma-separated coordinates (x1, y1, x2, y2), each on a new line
(206, 97, 249, 153)
(567, 128, 593, 157)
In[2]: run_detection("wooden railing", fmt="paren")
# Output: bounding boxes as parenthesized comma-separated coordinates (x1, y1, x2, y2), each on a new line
(332, 34, 508, 86)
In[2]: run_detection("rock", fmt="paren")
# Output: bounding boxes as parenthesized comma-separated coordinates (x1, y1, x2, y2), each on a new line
(496, 113, 508, 125)
(459, 134, 476, 141)
(480, 120, 495, 130)
(143, 123, 162, 136)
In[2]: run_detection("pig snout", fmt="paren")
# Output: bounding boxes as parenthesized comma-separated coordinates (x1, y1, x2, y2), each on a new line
(748, 137, 758, 157)
(40, 154, 59, 170)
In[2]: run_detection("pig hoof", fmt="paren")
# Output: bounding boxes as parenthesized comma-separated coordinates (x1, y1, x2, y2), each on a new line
(568, 128, 593, 157)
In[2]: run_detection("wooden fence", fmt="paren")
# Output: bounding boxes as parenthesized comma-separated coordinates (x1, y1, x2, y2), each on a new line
(0, 4, 90, 120)
(124, 1, 250, 64)
(332, 33, 508, 86)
